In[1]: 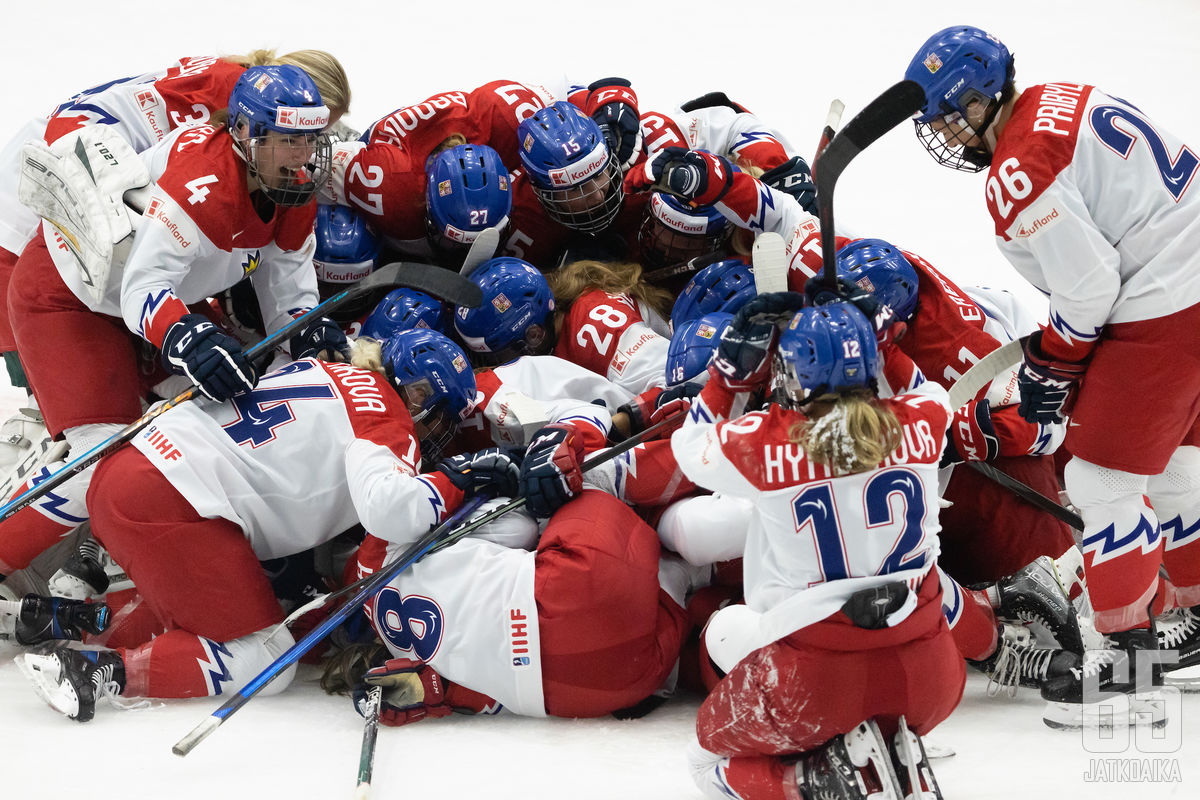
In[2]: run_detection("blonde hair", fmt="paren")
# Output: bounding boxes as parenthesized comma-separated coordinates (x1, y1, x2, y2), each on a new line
(789, 390, 902, 476)
(222, 48, 352, 119)
(548, 259, 674, 320)
(350, 337, 386, 373)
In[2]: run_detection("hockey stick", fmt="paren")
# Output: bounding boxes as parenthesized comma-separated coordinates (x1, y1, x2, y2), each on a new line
(353, 685, 383, 800)
(815, 80, 925, 290)
(944, 337, 1084, 529)
(0, 263, 482, 525)
(459, 226, 500, 276)
(172, 410, 684, 756)
(642, 252, 728, 285)
(751, 232, 788, 294)
(812, 98, 846, 169)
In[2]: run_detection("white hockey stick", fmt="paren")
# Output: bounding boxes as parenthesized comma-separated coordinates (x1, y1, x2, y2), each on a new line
(751, 232, 788, 295)
(947, 338, 1024, 409)
(458, 226, 500, 276)
(813, 98, 846, 166)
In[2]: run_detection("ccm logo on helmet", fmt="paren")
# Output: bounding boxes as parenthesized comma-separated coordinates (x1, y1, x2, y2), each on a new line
(548, 143, 607, 187)
(274, 106, 331, 131)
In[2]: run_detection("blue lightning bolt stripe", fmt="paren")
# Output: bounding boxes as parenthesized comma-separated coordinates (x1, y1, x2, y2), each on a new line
(730, 130, 773, 151)
(1031, 427, 1055, 455)
(749, 184, 776, 233)
(941, 573, 964, 626)
(1162, 515, 1200, 550)
(137, 288, 175, 338)
(414, 475, 447, 520)
(198, 639, 234, 695)
(1081, 514, 1161, 563)
(1048, 309, 1102, 344)
(29, 467, 87, 524)
(556, 414, 609, 437)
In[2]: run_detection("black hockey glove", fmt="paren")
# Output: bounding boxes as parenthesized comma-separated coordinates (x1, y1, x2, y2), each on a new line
(161, 313, 258, 401)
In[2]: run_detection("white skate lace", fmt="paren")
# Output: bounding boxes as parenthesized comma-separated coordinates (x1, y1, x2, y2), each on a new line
(1158, 608, 1199, 651)
(986, 629, 1056, 697)
(90, 662, 155, 712)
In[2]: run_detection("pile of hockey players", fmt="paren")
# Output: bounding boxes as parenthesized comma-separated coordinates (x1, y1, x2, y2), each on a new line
(0, 23, 1197, 800)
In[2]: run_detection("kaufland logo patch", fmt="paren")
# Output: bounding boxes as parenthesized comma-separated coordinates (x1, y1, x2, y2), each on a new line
(136, 91, 158, 110)
(924, 53, 943, 73)
(274, 107, 330, 130)
(547, 143, 606, 187)
(146, 197, 163, 217)
(652, 193, 707, 234)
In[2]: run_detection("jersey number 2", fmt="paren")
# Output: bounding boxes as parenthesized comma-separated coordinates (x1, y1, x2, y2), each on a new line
(1091, 104, 1199, 201)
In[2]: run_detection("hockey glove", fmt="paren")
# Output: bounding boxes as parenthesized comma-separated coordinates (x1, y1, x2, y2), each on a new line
(290, 316, 351, 362)
(708, 292, 804, 392)
(619, 383, 702, 436)
(161, 313, 258, 401)
(941, 398, 1001, 467)
(435, 448, 522, 498)
(624, 147, 734, 206)
(519, 423, 585, 518)
(1017, 331, 1087, 425)
(585, 78, 643, 171)
(760, 155, 818, 215)
(804, 276, 898, 339)
(354, 658, 492, 727)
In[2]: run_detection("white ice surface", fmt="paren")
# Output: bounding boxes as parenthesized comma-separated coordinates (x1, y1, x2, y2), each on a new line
(2, 1, 1199, 797)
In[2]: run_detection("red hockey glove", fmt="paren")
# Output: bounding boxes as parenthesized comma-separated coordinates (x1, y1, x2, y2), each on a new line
(519, 423, 586, 518)
(1017, 331, 1087, 425)
(623, 147, 734, 206)
(941, 398, 1001, 467)
(584, 78, 642, 171)
(619, 383, 702, 437)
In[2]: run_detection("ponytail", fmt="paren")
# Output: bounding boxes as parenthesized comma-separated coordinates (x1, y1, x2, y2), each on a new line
(790, 390, 902, 476)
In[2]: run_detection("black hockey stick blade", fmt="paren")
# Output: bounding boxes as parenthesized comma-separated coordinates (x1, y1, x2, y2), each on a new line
(385, 262, 482, 308)
(816, 80, 926, 290)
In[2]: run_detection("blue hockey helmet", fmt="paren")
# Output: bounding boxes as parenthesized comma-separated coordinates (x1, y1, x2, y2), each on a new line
(665, 311, 733, 386)
(425, 144, 512, 259)
(453, 257, 555, 365)
(517, 101, 623, 233)
(381, 329, 477, 463)
(361, 287, 445, 340)
(904, 26, 1015, 172)
(836, 238, 920, 323)
(639, 191, 732, 270)
(670, 258, 756, 333)
(227, 65, 333, 205)
(775, 303, 879, 403)
(314, 204, 379, 287)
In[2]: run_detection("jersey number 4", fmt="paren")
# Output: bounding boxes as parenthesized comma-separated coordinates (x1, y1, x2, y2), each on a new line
(222, 362, 336, 447)
(793, 467, 929, 583)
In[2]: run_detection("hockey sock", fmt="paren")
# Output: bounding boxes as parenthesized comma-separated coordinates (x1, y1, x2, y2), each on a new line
(688, 740, 792, 800)
(939, 567, 998, 661)
(610, 439, 697, 507)
(121, 624, 297, 699)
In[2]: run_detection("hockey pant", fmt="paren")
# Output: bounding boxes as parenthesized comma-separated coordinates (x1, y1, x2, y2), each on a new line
(690, 573, 963, 800)
(1067, 449, 1200, 633)
(87, 447, 290, 698)
(0, 422, 120, 575)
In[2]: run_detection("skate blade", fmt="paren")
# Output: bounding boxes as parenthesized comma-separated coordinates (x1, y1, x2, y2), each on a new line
(1164, 664, 1200, 693)
(1042, 691, 1169, 730)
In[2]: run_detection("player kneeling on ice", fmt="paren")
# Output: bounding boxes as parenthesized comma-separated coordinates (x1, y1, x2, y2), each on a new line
(679, 295, 960, 800)
(17, 331, 515, 722)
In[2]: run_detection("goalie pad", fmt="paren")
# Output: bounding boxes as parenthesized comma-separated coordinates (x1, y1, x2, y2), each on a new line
(18, 128, 150, 304)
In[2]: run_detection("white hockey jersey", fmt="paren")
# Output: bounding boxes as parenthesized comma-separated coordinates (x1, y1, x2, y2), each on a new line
(131, 358, 462, 560)
(988, 83, 1200, 361)
(43, 122, 319, 350)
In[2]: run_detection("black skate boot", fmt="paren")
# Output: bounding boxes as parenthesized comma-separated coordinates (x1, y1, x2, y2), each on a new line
(986, 555, 1083, 653)
(968, 623, 1080, 696)
(889, 716, 942, 800)
(1157, 605, 1200, 673)
(14, 594, 110, 645)
(795, 719, 903, 800)
(18, 645, 126, 722)
(48, 537, 112, 600)
(1041, 628, 1166, 729)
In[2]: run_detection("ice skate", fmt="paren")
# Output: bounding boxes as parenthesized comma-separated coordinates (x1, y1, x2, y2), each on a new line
(795, 719, 903, 800)
(969, 622, 1079, 696)
(0, 403, 46, 477)
(888, 716, 942, 800)
(1041, 628, 1168, 730)
(18, 645, 126, 722)
(987, 555, 1083, 652)
(5, 593, 110, 645)
(47, 536, 112, 600)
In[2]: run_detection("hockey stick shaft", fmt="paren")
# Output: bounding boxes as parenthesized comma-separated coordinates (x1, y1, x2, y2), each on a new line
(0, 263, 480, 524)
(353, 685, 383, 800)
(172, 411, 683, 756)
(812, 99, 846, 168)
(815, 80, 925, 290)
(967, 460, 1083, 530)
